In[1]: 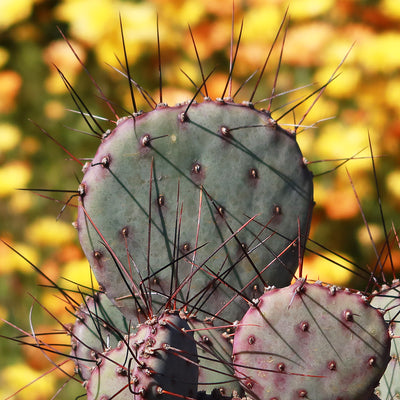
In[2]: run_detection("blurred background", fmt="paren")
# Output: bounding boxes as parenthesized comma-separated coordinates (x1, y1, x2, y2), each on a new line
(1, 0, 400, 398)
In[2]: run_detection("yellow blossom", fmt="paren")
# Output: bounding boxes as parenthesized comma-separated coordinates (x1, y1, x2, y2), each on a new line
(385, 78, 400, 111)
(44, 72, 69, 94)
(0, 0, 34, 30)
(314, 66, 361, 99)
(203, 0, 246, 16)
(386, 170, 400, 201)
(0, 123, 21, 153)
(25, 217, 76, 247)
(314, 121, 378, 172)
(90, 2, 158, 67)
(173, 61, 201, 88)
(0, 241, 39, 275)
(9, 190, 34, 214)
(182, 19, 231, 60)
(22, 324, 72, 371)
(55, 1, 159, 68)
(43, 40, 86, 94)
(150, 87, 194, 108)
(55, 0, 115, 47)
(356, 31, 400, 73)
(320, 36, 357, 68)
(40, 291, 77, 324)
(288, 0, 335, 20)
(152, 0, 206, 27)
(20, 136, 40, 156)
(322, 185, 361, 220)
(60, 257, 98, 292)
(0, 363, 56, 400)
(357, 224, 383, 248)
(0, 161, 31, 197)
(240, 4, 282, 44)
(381, 0, 400, 19)
(43, 40, 86, 74)
(282, 96, 338, 140)
(302, 252, 354, 286)
(284, 22, 334, 66)
(204, 72, 238, 100)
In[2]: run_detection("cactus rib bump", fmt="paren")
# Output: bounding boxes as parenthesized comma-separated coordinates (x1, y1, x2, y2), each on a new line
(86, 311, 199, 400)
(70, 292, 130, 381)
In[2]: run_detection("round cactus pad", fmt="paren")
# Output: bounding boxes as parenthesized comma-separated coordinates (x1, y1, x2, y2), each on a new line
(188, 317, 242, 397)
(232, 279, 391, 400)
(371, 281, 400, 400)
(70, 293, 130, 381)
(86, 311, 198, 399)
(78, 100, 313, 323)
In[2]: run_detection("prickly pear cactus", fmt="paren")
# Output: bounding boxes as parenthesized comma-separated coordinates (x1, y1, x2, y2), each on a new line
(371, 280, 400, 400)
(232, 279, 391, 400)
(77, 100, 314, 324)
(70, 292, 130, 381)
(86, 310, 198, 399)
(188, 317, 242, 397)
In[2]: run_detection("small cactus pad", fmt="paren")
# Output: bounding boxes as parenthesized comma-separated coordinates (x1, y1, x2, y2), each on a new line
(188, 317, 242, 397)
(70, 293, 130, 380)
(232, 279, 391, 400)
(371, 281, 400, 400)
(86, 311, 198, 399)
(77, 100, 313, 323)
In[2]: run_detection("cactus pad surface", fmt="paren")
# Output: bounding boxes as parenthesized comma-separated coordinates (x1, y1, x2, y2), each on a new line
(86, 311, 198, 399)
(232, 279, 391, 400)
(371, 281, 400, 400)
(77, 100, 313, 323)
(188, 317, 242, 397)
(71, 292, 130, 381)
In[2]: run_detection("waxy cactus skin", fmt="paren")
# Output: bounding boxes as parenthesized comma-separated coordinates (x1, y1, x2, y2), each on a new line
(188, 317, 242, 397)
(77, 101, 314, 324)
(86, 311, 198, 400)
(70, 293, 130, 381)
(232, 280, 391, 400)
(371, 281, 400, 399)
(75, 98, 315, 398)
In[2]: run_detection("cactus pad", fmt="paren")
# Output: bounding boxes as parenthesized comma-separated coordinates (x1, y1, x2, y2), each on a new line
(371, 280, 400, 400)
(188, 317, 242, 397)
(77, 100, 314, 323)
(86, 311, 198, 399)
(232, 279, 391, 400)
(70, 293, 130, 381)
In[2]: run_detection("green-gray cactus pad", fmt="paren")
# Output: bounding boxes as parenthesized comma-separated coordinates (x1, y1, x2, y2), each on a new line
(70, 293, 130, 381)
(371, 280, 400, 400)
(86, 311, 198, 400)
(188, 317, 242, 397)
(77, 100, 313, 323)
(232, 279, 391, 400)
